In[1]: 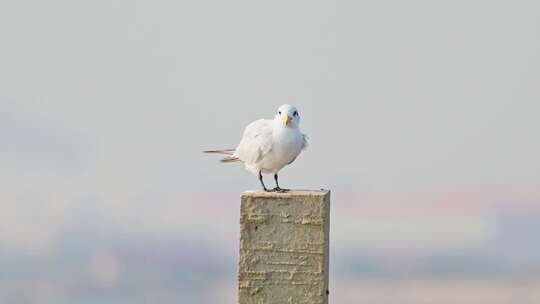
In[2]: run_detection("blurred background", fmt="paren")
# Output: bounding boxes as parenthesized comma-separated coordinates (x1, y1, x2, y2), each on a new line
(1, 0, 540, 303)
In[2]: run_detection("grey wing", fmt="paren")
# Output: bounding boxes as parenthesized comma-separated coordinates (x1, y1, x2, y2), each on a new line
(301, 133, 308, 150)
(235, 119, 273, 164)
(288, 133, 308, 165)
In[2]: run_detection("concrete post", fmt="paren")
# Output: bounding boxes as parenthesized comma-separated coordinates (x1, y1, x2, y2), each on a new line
(238, 190, 330, 304)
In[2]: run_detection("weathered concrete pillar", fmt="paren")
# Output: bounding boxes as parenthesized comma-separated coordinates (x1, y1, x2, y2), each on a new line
(238, 190, 330, 304)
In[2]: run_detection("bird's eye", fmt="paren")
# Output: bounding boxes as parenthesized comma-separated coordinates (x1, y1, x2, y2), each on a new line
(293, 111, 298, 116)
(278, 111, 281, 115)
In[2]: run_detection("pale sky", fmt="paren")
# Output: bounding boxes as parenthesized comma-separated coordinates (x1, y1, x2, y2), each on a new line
(1, 0, 539, 255)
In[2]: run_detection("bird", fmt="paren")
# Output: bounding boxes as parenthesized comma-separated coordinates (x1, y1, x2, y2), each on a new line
(204, 104, 307, 192)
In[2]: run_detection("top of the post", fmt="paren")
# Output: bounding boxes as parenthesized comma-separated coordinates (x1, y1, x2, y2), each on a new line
(241, 189, 330, 199)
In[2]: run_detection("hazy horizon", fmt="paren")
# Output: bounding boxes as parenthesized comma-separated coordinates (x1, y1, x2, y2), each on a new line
(1, 0, 539, 303)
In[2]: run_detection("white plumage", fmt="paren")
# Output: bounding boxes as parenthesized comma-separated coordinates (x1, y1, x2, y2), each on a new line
(204, 104, 307, 192)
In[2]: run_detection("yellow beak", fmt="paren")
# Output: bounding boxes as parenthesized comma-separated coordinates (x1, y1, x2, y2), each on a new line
(281, 114, 291, 123)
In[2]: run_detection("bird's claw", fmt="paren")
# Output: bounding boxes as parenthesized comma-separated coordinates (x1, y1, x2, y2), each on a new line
(262, 187, 289, 193)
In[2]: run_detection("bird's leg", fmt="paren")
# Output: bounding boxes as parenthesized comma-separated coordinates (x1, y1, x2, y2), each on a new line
(259, 171, 271, 192)
(273, 173, 289, 193)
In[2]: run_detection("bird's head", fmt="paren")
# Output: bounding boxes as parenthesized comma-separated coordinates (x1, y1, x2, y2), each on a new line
(274, 104, 300, 127)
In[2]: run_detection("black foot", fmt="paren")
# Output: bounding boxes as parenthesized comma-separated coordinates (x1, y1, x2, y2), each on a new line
(259, 170, 271, 192)
(273, 187, 289, 193)
(272, 174, 289, 193)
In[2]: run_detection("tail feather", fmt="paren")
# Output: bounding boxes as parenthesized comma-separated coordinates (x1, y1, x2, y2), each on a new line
(203, 149, 235, 155)
(203, 148, 241, 163)
(220, 156, 241, 163)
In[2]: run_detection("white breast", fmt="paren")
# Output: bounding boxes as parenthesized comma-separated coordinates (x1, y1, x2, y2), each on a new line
(257, 127, 304, 174)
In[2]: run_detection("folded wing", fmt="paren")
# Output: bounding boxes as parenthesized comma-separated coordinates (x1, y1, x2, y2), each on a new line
(235, 119, 273, 164)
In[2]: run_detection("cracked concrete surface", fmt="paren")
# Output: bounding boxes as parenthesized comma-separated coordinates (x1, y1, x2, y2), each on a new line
(239, 190, 330, 304)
